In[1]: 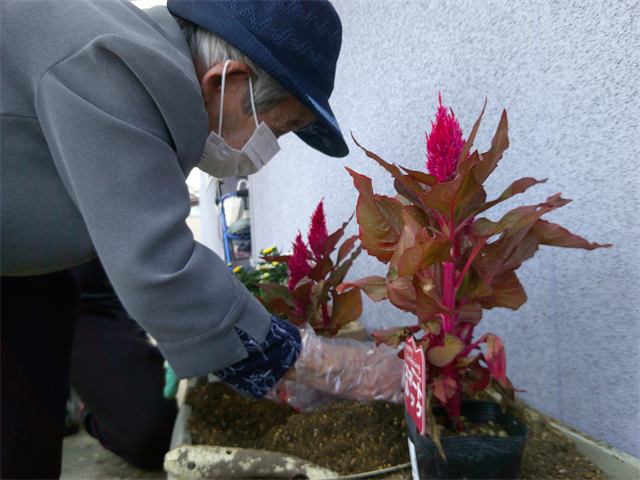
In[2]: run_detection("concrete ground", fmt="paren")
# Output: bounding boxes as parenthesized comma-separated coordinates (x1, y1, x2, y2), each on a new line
(61, 429, 167, 480)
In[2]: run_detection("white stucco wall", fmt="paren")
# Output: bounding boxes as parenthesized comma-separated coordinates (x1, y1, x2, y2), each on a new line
(250, 0, 639, 458)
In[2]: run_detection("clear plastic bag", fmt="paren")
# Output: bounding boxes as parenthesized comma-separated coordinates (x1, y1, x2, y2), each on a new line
(266, 324, 404, 410)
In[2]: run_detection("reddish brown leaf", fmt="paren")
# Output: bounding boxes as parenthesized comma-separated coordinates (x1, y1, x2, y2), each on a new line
(476, 333, 522, 392)
(337, 275, 388, 301)
(347, 167, 404, 263)
(370, 325, 420, 348)
(329, 287, 363, 332)
(457, 99, 486, 172)
(532, 219, 613, 250)
(473, 109, 509, 184)
(337, 234, 359, 263)
(432, 375, 457, 404)
(352, 134, 430, 202)
(481, 270, 527, 310)
(386, 269, 417, 313)
(413, 274, 448, 323)
(477, 177, 547, 216)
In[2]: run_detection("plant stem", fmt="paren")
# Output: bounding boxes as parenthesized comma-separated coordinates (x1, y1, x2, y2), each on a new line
(454, 237, 488, 291)
(442, 206, 457, 333)
(442, 263, 456, 332)
(321, 302, 330, 326)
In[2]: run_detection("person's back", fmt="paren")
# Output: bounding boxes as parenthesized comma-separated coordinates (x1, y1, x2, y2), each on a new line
(1, 0, 205, 276)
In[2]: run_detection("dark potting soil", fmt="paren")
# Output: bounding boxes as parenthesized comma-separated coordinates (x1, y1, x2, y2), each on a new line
(187, 382, 409, 474)
(187, 382, 608, 479)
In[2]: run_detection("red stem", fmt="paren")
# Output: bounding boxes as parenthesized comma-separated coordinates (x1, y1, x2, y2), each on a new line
(454, 237, 488, 291)
(321, 303, 330, 326)
(441, 205, 457, 333)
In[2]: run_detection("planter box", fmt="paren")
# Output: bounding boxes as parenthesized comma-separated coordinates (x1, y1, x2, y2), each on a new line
(546, 421, 640, 480)
(166, 380, 639, 480)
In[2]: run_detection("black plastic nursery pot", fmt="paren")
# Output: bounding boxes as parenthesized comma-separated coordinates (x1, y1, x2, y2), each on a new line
(405, 401, 529, 480)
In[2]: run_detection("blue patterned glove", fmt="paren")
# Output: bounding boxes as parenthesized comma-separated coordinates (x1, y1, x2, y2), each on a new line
(214, 315, 302, 399)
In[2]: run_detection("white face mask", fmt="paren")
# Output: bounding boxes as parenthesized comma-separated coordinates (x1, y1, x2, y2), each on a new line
(197, 60, 281, 178)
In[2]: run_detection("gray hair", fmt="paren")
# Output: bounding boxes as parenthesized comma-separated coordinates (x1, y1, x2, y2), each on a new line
(174, 17, 290, 114)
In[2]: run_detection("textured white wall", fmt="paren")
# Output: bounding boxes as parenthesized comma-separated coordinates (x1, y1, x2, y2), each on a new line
(250, 0, 640, 458)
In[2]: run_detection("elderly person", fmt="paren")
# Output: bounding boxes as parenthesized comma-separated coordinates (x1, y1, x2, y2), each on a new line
(1, 1, 402, 477)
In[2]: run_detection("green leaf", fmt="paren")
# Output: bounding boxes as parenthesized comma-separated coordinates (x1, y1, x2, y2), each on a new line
(427, 333, 466, 367)
(419, 318, 442, 335)
(337, 275, 388, 302)
(255, 283, 291, 302)
(346, 167, 404, 263)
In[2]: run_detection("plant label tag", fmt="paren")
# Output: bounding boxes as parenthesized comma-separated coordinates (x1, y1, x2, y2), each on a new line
(404, 335, 426, 435)
(407, 438, 420, 480)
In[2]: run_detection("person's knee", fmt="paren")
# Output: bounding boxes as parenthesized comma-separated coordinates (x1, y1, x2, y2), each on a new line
(122, 406, 178, 470)
(84, 403, 177, 471)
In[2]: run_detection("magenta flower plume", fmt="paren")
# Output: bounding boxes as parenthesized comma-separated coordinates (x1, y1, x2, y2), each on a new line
(308, 199, 328, 260)
(288, 232, 311, 294)
(425, 93, 466, 183)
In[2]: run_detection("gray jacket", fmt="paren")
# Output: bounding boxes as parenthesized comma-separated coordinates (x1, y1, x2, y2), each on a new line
(0, 0, 271, 378)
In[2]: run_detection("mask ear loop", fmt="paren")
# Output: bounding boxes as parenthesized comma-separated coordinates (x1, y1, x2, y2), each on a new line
(218, 59, 232, 136)
(248, 75, 259, 128)
(218, 60, 260, 133)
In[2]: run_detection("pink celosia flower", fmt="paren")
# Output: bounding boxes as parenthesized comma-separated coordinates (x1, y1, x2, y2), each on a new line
(288, 233, 311, 294)
(426, 93, 466, 183)
(308, 200, 328, 260)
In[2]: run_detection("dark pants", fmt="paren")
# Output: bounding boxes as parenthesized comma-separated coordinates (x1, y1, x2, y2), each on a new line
(1, 271, 79, 479)
(1, 259, 178, 478)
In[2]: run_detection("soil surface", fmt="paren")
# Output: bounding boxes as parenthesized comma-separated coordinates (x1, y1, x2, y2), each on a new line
(187, 382, 607, 479)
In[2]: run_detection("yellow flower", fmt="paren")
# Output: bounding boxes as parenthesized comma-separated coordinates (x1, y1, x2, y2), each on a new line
(233, 266, 243, 274)
(262, 273, 271, 279)
(272, 261, 279, 266)
(263, 246, 276, 254)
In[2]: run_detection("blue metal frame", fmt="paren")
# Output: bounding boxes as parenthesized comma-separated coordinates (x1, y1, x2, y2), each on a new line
(216, 189, 251, 269)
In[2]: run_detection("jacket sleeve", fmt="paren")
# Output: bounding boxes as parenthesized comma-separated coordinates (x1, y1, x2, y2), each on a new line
(35, 34, 272, 379)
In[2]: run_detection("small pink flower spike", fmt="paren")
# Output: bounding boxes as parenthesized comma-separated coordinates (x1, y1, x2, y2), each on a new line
(288, 232, 311, 294)
(308, 199, 328, 260)
(426, 93, 466, 183)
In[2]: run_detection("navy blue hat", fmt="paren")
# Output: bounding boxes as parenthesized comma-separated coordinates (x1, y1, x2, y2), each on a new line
(167, 0, 348, 158)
